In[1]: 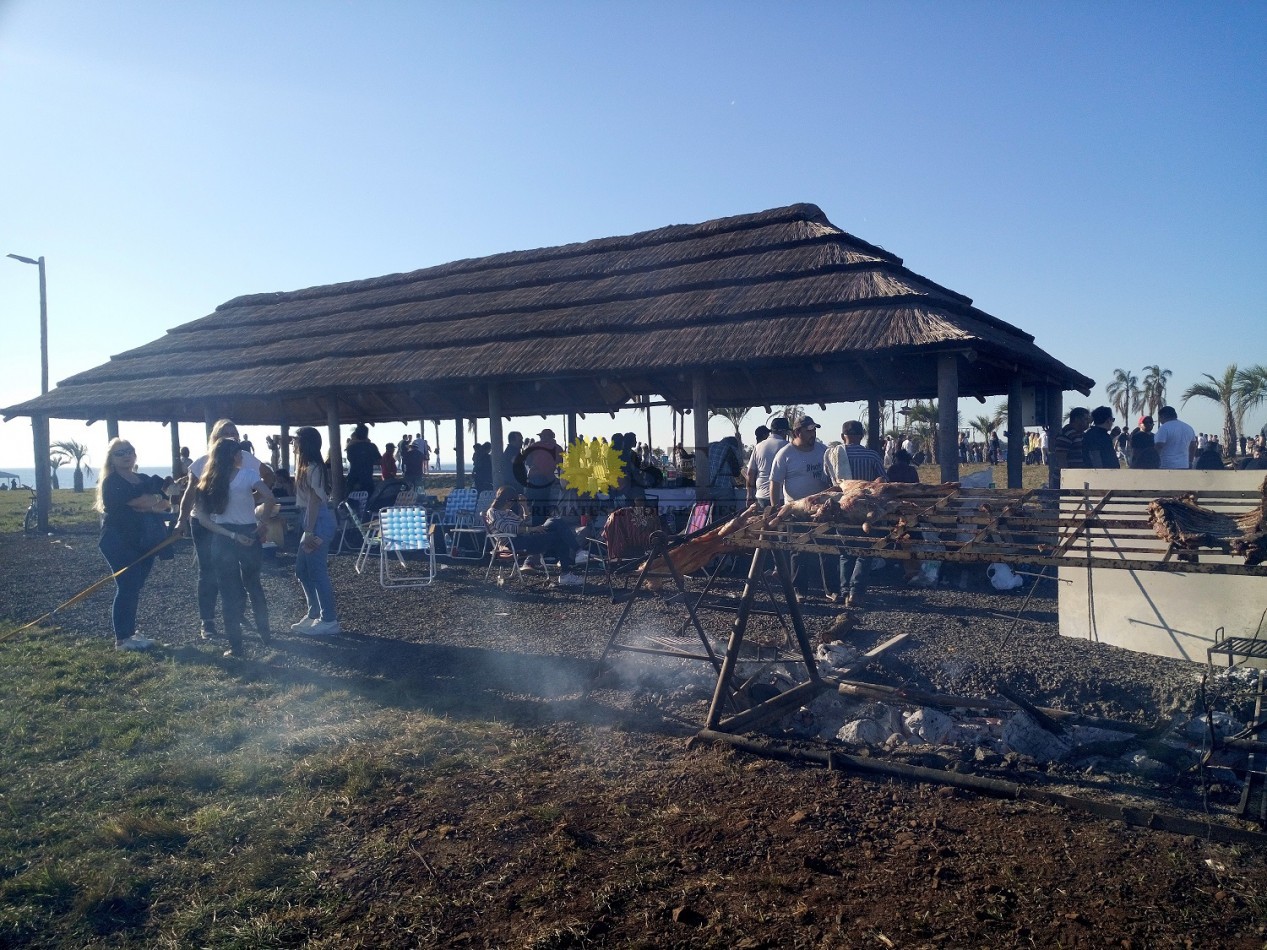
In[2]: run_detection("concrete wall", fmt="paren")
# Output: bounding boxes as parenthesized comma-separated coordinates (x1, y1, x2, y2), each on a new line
(1058, 468, 1266, 666)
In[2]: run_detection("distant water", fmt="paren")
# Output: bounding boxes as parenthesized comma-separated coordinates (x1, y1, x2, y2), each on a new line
(0, 466, 99, 489)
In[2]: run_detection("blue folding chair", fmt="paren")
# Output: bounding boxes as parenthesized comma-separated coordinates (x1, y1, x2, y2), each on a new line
(377, 505, 437, 588)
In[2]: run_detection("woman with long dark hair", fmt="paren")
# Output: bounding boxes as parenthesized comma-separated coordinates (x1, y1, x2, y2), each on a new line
(96, 438, 169, 650)
(195, 438, 271, 658)
(291, 427, 341, 635)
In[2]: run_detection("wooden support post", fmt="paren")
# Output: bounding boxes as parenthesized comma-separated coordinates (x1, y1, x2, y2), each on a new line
(32, 414, 50, 532)
(325, 397, 344, 501)
(280, 424, 290, 472)
(867, 398, 881, 452)
(106, 419, 119, 441)
(566, 411, 578, 445)
(937, 353, 959, 484)
(169, 420, 182, 478)
(454, 418, 466, 489)
(1007, 373, 1024, 489)
(1047, 385, 1064, 489)
(203, 406, 215, 442)
(692, 374, 710, 502)
(489, 385, 505, 488)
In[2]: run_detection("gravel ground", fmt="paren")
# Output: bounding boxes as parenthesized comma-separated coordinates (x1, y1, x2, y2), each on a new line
(6, 521, 1267, 946)
(4, 523, 1261, 819)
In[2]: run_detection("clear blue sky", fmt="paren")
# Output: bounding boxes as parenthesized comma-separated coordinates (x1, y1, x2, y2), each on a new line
(2, 0, 1264, 472)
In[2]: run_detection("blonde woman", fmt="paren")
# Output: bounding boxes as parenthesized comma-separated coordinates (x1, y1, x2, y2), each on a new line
(96, 438, 169, 650)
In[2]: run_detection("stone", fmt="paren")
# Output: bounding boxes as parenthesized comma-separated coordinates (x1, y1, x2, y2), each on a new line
(904, 707, 957, 744)
(1002, 711, 1072, 762)
(836, 719, 888, 745)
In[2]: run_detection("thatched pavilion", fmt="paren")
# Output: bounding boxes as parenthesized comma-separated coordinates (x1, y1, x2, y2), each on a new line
(4, 203, 1092, 513)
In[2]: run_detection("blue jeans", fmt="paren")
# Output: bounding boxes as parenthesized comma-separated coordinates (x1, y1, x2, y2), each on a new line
(191, 520, 220, 626)
(838, 554, 868, 597)
(295, 506, 337, 622)
(207, 524, 269, 649)
(99, 531, 154, 642)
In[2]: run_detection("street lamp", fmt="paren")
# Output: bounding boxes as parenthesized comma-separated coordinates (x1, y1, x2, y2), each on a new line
(7, 253, 48, 394)
(8, 253, 50, 532)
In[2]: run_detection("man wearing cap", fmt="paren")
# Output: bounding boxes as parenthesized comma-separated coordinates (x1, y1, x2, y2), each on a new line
(770, 416, 831, 600)
(823, 420, 886, 606)
(1128, 416, 1159, 469)
(745, 416, 791, 510)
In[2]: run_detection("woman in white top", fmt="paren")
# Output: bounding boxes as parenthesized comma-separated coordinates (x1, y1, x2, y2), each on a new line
(291, 426, 341, 636)
(195, 438, 270, 657)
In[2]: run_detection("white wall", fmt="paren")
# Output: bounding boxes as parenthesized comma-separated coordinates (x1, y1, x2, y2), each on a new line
(1059, 468, 1266, 667)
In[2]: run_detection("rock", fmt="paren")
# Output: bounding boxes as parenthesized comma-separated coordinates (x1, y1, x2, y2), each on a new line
(904, 707, 957, 744)
(1123, 752, 1177, 782)
(836, 719, 888, 745)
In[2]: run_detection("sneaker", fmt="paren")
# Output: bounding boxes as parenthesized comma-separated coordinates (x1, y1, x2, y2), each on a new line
(290, 617, 319, 633)
(573, 550, 590, 565)
(303, 620, 342, 637)
(557, 573, 583, 587)
(115, 635, 154, 651)
(199, 622, 217, 641)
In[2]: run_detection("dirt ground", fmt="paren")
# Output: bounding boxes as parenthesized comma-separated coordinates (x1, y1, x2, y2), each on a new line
(3, 520, 1266, 947)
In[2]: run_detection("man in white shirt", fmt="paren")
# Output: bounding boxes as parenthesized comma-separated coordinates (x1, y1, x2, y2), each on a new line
(745, 417, 791, 509)
(769, 415, 831, 599)
(1154, 406, 1197, 469)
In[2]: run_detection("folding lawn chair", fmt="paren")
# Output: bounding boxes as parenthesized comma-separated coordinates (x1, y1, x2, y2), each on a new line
(377, 505, 436, 588)
(333, 491, 370, 555)
(448, 489, 495, 560)
(582, 503, 663, 597)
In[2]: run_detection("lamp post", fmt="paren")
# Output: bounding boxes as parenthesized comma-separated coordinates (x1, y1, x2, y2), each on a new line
(7, 254, 47, 395)
(7, 253, 50, 532)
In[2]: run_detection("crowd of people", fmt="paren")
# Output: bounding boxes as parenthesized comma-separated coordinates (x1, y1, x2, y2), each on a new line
(90, 407, 1266, 648)
(96, 419, 341, 655)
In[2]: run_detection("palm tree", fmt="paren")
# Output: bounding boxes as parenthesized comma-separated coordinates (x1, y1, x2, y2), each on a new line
(710, 406, 751, 438)
(968, 414, 997, 442)
(1140, 365, 1172, 418)
(902, 399, 940, 464)
(778, 404, 805, 428)
(1181, 364, 1240, 457)
(49, 449, 70, 490)
(1234, 364, 1267, 444)
(1105, 368, 1140, 426)
(52, 439, 92, 492)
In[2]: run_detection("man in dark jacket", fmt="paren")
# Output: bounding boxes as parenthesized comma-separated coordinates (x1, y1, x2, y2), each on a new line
(1081, 406, 1121, 469)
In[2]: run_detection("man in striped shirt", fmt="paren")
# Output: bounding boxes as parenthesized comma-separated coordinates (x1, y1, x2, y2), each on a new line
(823, 420, 886, 607)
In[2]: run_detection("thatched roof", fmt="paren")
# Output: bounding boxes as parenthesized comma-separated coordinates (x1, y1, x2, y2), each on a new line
(3, 203, 1092, 426)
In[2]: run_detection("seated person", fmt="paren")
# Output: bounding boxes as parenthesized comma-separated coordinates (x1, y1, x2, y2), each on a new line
(484, 486, 585, 586)
(1194, 445, 1226, 470)
(272, 468, 296, 498)
(885, 448, 921, 484)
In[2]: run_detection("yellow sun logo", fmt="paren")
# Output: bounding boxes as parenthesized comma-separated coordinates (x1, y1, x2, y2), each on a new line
(560, 437, 625, 497)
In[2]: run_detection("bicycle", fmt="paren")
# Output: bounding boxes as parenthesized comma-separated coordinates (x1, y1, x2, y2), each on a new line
(23, 490, 38, 537)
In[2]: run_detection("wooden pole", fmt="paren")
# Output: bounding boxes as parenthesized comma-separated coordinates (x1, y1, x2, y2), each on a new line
(32, 414, 50, 532)
(169, 420, 182, 478)
(325, 396, 344, 501)
(937, 353, 959, 484)
(454, 418, 466, 488)
(489, 385, 505, 488)
(1007, 373, 1024, 489)
(867, 398, 882, 452)
(692, 374, 710, 502)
